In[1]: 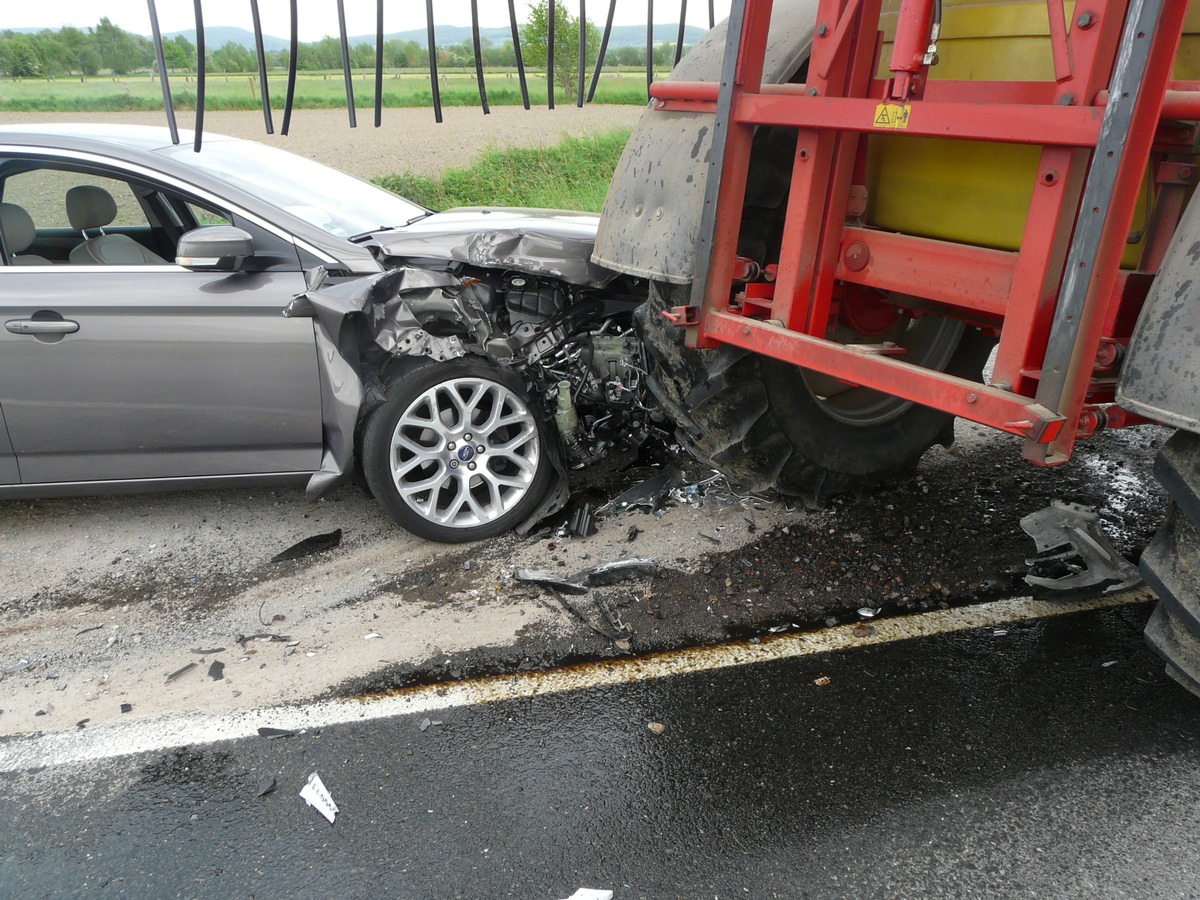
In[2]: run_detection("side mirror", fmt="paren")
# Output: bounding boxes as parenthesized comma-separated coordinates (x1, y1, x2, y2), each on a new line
(176, 225, 255, 271)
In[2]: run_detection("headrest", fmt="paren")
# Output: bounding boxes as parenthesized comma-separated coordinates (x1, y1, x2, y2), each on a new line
(66, 185, 118, 231)
(0, 202, 35, 253)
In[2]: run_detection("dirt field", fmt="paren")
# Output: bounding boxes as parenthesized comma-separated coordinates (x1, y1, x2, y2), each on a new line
(0, 108, 1172, 740)
(0, 105, 646, 179)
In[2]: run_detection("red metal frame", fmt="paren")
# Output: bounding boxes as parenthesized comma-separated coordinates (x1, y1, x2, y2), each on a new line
(650, 0, 1199, 464)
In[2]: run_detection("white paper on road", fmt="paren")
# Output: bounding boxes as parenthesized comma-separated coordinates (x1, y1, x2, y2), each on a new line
(300, 771, 339, 824)
(561, 890, 614, 900)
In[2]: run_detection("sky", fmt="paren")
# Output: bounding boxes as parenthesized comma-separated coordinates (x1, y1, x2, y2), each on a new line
(6, 1, 732, 42)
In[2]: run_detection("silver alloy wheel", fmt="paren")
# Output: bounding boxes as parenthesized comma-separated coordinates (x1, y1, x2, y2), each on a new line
(388, 376, 541, 530)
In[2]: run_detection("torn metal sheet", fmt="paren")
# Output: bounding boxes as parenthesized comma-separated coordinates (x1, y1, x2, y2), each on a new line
(1021, 500, 1142, 595)
(373, 208, 613, 287)
(516, 569, 590, 595)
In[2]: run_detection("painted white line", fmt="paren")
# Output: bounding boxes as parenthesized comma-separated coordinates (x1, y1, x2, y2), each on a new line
(0, 591, 1150, 773)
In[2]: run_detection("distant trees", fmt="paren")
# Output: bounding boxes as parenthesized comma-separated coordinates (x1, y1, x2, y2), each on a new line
(0, 17, 679, 81)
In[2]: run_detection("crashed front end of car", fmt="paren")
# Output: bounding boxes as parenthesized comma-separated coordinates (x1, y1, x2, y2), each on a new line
(286, 207, 660, 541)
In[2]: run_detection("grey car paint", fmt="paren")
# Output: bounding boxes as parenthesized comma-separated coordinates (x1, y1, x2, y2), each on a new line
(0, 402, 17, 484)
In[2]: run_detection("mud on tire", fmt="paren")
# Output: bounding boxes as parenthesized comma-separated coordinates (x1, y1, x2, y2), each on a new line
(635, 281, 994, 508)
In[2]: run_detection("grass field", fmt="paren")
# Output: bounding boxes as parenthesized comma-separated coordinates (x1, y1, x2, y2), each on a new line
(0, 69, 665, 112)
(376, 129, 631, 211)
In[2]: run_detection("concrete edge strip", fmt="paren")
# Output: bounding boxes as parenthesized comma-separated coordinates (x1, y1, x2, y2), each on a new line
(0, 591, 1151, 773)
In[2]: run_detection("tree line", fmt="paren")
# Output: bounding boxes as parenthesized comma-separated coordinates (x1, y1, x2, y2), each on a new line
(0, 2, 684, 83)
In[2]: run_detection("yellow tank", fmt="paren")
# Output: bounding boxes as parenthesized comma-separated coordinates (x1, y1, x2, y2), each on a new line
(865, 0, 1200, 265)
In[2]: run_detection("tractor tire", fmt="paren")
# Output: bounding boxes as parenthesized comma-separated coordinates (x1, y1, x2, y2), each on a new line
(636, 281, 994, 507)
(1141, 430, 1200, 697)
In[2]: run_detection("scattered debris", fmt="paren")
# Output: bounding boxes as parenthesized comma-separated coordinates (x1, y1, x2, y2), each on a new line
(857, 607, 879, 619)
(258, 726, 300, 739)
(584, 559, 659, 587)
(1021, 500, 1142, 596)
(166, 662, 198, 683)
(207, 661, 225, 681)
(560, 890, 614, 900)
(1, 659, 30, 675)
(1102, 660, 1119, 668)
(566, 503, 597, 537)
(256, 777, 277, 798)
(192, 647, 225, 654)
(626, 525, 642, 543)
(236, 632, 292, 647)
(120, 702, 133, 714)
(611, 470, 674, 510)
(418, 718, 444, 732)
(814, 676, 831, 687)
(299, 772, 338, 824)
(700, 532, 722, 545)
(271, 528, 343, 563)
(75, 625, 103, 637)
(76, 718, 89, 729)
(515, 569, 590, 595)
(647, 721, 665, 735)
(56, 681, 67, 692)
(364, 632, 382, 640)
(258, 600, 288, 626)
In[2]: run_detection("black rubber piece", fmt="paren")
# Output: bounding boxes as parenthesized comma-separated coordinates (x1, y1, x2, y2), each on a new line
(362, 357, 553, 543)
(635, 281, 993, 508)
(1143, 431, 1200, 698)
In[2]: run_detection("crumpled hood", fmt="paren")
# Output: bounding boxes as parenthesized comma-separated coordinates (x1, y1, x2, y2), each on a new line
(372, 207, 613, 287)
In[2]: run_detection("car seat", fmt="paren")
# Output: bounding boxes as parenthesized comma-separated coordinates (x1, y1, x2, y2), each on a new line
(66, 185, 168, 265)
(0, 202, 52, 265)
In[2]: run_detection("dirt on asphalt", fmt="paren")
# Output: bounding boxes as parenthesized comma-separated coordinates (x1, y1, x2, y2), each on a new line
(0, 108, 1173, 739)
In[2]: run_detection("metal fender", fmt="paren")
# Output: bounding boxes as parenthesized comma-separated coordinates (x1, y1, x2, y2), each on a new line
(592, 3, 818, 283)
(1117, 193, 1200, 432)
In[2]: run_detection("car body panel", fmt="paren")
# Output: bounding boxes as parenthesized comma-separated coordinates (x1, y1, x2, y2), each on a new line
(0, 267, 323, 483)
(0, 402, 17, 484)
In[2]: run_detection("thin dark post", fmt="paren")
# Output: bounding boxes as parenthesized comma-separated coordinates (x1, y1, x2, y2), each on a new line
(577, 0, 586, 107)
(587, 0, 618, 102)
(471, 0, 491, 114)
(548, 0, 556, 109)
(646, 0, 655, 96)
(336, 0, 357, 127)
(282, 0, 298, 134)
(250, 0, 274, 133)
(146, 0, 179, 145)
(508, 0, 531, 109)
(709, 0, 715, 28)
(426, 0, 443, 123)
(374, 0, 384, 126)
(674, 0, 688, 66)
(193, 0, 205, 151)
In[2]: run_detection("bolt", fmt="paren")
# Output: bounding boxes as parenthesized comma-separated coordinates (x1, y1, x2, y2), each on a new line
(447, 441, 456, 451)
(477, 445, 486, 453)
(1076, 11, 1095, 28)
(966, 393, 978, 404)
(817, 23, 829, 36)
(464, 433, 472, 442)
(1181, 167, 1194, 180)
(468, 462, 477, 471)
(450, 460, 460, 469)
(806, 87, 819, 97)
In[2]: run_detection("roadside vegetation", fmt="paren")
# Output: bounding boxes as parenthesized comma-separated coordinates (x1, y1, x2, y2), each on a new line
(376, 129, 631, 212)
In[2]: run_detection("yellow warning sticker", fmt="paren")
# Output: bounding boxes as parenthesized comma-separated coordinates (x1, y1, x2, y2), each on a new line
(873, 103, 912, 129)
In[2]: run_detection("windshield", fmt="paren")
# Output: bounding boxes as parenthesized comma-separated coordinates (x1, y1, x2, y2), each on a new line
(158, 139, 427, 238)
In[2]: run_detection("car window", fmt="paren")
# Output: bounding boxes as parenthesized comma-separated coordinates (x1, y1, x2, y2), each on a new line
(5, 169, 148, 230)
(186, 201, 231, 227)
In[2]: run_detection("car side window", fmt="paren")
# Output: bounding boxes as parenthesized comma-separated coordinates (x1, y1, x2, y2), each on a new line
(6, 169, 148, 230)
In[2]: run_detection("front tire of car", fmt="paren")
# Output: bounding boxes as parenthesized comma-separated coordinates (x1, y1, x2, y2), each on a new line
(362, 357, 553, 543)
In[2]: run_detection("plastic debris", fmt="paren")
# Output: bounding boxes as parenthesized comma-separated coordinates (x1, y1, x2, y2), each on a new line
(611, 470, 673, 510)
(1102, 660, 1118, 668)
(75, 624, 103, 636)
(627, 525, 641, 542)
(566, 503, 597, 537)
(120, 702, 133, 714)
(256, 777, 277, 797)
(299, 772, 338, 824)
(1021, 500, 1142, 596)
(647, 721, 665, 735)
(814, 676, 831, 687)
(418, 717, 443, 732)
(1, 659, 30, 674)
(236, 632, 292, 647)
(271, 528, 343, 563)
(364, 632, 382, 640)
(560, 889, 614, 900)
(56, 681, 67, 692)
(515, 569, 590, 595)
(857, 607, 879, 619)
(192, 647, 225, 654)
(258, 726, 301, 739)
(166, 662, 198, 682)
(584, 559, 659, 586)
(207, 661, 225, 681)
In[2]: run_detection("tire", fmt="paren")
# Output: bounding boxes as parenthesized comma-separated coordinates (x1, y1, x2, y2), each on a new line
(636, 281, 994, 507)
(1142, 430, 1200, 698)
(362, 357, 553, 543)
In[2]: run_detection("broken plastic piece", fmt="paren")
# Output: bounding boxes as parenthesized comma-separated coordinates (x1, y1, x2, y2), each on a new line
(857, 607, 879, 619)
(611, 471, 673, 510)
(583, 558, 659, 586)
(256, 777, 277, 798)
(207, 661, 225, 681)
(300, 772, 338, 824)
(560, 890, 614, 900)
(258, 726, 300, 739)
(516, 569, 590, 595)
(166, 662, 198, 682)
(1020, 500, 1142, 596)
(567, 503, 597, 537)
(120, 702, 133, 714)
(271, 528, 343, 563)
(1, 659, 30, 674)
(647, 721, 665, 735)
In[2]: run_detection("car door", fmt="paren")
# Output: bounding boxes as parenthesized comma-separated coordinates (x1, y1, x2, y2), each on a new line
(0, 159, 325, 485)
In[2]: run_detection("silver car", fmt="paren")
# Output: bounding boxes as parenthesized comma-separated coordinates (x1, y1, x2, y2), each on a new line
(0, 125, 652, 542)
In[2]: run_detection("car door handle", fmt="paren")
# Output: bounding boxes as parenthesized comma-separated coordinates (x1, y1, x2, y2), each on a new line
(5, 319, 80, 335)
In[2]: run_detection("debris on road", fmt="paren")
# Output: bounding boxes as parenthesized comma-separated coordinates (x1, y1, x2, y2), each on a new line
(258, 726, 301, 739)
(75, 625, 103, 637)
(271, 528, 343, 563)
(236, 632, 292, 647)
(608, 470, 674, 511)
(560, 889, 614, 900)
(165, 662, 197, 683)
(207, 661, 225, 681)
(584, 559, 659, 587)
(120, 703, 133, 714)
(364, 632, 382, 640)
(192, 647, 225, 654)
(418, 717, 444, 732)
(256, 777, 277, 798)
(814, 676, 831, 687)
(515, 569, 590, 595)
(1, 659, 30, 675)
(299, 772, 338, 824)
(857, 607, 879, 619)
(566, 503, 597, 537)
(1021, 500, 1142, 596)
(647, 721, 665, 735)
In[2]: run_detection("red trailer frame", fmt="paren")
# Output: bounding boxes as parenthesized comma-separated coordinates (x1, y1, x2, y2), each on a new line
(650, 0, 1200, 466)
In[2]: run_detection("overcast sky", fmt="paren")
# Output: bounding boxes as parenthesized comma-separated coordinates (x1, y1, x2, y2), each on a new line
(7, 1, 730, 42)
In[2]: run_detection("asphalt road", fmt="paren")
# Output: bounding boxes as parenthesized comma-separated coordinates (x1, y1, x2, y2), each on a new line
(3, 600, 1199, 898)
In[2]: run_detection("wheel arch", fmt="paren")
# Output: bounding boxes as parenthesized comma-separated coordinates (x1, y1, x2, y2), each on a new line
(592, 2, 819, 284)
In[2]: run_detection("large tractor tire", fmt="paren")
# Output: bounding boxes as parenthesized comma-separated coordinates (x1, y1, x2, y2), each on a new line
(1141, 431, 1200, 697)
(637, 282, 994, 507)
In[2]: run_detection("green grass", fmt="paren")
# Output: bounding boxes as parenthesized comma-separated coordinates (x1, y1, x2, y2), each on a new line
(376, 129, 631, 212)
(0, 69, 661, 112)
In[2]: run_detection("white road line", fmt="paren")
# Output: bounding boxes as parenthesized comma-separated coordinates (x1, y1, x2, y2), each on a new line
(0, 591, 1151, 773)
